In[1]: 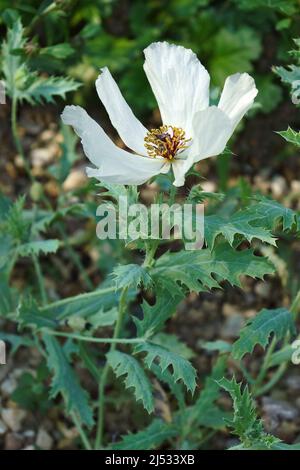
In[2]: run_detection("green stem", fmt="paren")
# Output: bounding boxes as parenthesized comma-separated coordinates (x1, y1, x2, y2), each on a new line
(94, 287, 128, 450)
(11, 97, 33, 181)
(56, 223, 93, 291)
(32, 254, 47, 306)
(290, 290, 300, 320)
(40, 285, 116, 311)
(254, 362, 288, 397)
(253, 289, 300, 396)
(143, 241, 158, 268)
(252, 335, 277, 392)
(46, 330, 145, 345)
(71, 412, 92, 451)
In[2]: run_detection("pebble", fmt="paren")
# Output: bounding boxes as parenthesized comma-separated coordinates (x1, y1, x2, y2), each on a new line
(63, 169, 86, 191)
(254, 281, 271, 299)
(271, 175, 287, 198)
(0, 376, 17, 396)
(1, 408, 26, 432)
(222, 314, 244, 339)
(36, 428, 54, 450)
(0, 419, 8, 435)
(5, 432, 24, 450)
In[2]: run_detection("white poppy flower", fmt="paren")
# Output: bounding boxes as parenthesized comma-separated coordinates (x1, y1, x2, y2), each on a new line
(61, 42, 257, 187)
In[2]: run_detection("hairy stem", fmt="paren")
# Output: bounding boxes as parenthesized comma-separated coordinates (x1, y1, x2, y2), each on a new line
(94, 287, 128, 449)
(46, 330, 145, 344)
(71, 412, 92, 451)
(32, 254, 48, 306)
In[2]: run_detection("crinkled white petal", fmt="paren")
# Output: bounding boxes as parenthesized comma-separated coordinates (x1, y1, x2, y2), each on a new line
(143, 42, 210, 138)
(96, 67, 148, 156)
(172, 159, 186, 187)
(181, 106, 233, 177)
(218, 73, 258, 130)
(61, 105, 165, 185)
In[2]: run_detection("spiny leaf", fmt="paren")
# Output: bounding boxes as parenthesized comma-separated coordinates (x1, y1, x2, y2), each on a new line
(232, 308, 296, 360)
(18, 75, 81, 105)
(135, 342, 197, 394)
(110, 419, 176, 450)
(112, 264, 153, 290)
(180, 357, 227, 429)
(245, 195, 299, 232)
(205, 211, 276, 249)
(277, 127, 300, 147)
(5, 196, 30, 243)
(17, 239, 60, 257)
(18, 298, 59, 330)
(1, 18, 25, 97)
(152, 333, 195, 360)
(152, 243, 274, 293)
(135, 283, 184, 338)
(40, 285, 125, 324)
(1, 18, 80, 104)
(107, 350, 154, 413)
(0, 332, 34, 354)
(219, 377, 280, 449)
(44, 335, 94, 427)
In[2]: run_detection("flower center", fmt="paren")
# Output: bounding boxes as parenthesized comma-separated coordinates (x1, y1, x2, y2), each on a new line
(144, 125, 190, 160)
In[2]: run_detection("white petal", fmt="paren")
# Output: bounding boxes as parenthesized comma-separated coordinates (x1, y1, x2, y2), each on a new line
(172, 159, 186, 187)
(61, 105, 165, 185)
(182, 106, 233, 175)
(96, 67, 148, 156)
(218, 73, 258, 130)
(143, 42, 210, 137)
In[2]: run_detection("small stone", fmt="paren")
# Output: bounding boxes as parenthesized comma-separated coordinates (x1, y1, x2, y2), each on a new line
(36, 428, 53, 450)
(63, 169, 86, 192)
(222, 314, 244, 339)
(254, 281, 271, 299)
(0, 376, 17, 396)
(1, 408, 26, 432)
(23, 429, 36, 445)
(262, 397, 299, 427)
(222, 303, 238, 317)
(5, 432, 24, 450)
(271, 176, 287, 198)
(0, 419, 8, 435)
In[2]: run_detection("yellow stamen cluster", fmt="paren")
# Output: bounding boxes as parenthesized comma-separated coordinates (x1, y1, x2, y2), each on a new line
(144, 125, 190, 160)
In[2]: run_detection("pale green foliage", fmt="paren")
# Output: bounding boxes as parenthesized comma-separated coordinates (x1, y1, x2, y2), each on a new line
(277, 127, 300, 147)
(135, 283, 184, 337)
(153, 243, 274, 292)
(44, 336, 94, 427)
(135, 342, 197, 394)
(180, 357, 228, 431)
(17, 239, 60, 257)
(245, 196, 299, 232)
(232, 308, 296, 360)
(110, 419, 177, 450)
(1, 19, 80, 104)
(274, 38, 300, 101)
(107, 350, 154, 413)
(112, 264, 153, 290)
(219, 377, 280, 449)
(205, 211, 276, 249)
